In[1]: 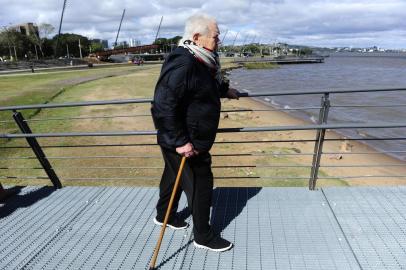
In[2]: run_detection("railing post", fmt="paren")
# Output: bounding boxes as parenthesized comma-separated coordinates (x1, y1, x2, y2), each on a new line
(12, 110, 62, 189)
(0, 182, 20, 201)
(309, 93, 330, 190)
(0, 183, 5, 200)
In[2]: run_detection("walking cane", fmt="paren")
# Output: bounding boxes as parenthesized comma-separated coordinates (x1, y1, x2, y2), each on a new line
(149, 156, 187, 270)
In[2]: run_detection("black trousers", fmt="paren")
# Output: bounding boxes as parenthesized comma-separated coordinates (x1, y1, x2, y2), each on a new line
(156, 147, 215, 243)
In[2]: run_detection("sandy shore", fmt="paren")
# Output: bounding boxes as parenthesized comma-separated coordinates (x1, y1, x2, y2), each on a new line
(219, 95, 406, 186)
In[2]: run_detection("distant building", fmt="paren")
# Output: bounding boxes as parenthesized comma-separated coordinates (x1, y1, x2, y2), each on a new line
(129, 38, 141, 47)
(116, 41, 128, 48)
(90, 39, 109, 49)
(100, 40, 108, 49)
(11, 23, 39, 39)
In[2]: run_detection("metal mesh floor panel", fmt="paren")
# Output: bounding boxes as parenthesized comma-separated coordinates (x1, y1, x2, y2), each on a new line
(1, 186, 405, 269)
(322, 187, 406, 270)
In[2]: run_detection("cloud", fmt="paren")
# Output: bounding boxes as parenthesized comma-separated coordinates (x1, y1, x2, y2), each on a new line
(0, 0, 405, 48)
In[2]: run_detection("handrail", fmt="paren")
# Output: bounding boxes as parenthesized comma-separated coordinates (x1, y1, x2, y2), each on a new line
(1, 87, 405, 111)
(3, 164, 405, 170)
(3, 138, 406, 150)
(239, 87, 406, 97)
(1, 122, 405, 138)
(0, 106, 321, 123)
(0, 98, 153, 111)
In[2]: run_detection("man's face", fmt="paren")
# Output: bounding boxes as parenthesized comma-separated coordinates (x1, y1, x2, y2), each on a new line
(194, 22, 220, 52)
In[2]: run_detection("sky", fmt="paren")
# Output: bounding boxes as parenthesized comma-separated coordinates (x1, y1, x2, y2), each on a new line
(0, 0, 405, 49)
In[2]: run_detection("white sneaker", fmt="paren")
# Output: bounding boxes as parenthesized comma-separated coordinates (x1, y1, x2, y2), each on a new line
(193, 236, 233, 252)
(153, 217, 188, 230)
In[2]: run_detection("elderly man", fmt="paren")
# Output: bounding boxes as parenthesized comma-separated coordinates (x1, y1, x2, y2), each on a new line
(151, 14, 239, 252)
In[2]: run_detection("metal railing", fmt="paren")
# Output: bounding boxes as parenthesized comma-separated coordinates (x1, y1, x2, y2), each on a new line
(1, 87, 406, 190)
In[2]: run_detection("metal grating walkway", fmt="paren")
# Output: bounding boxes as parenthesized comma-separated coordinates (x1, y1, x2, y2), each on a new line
(1, 186, 406, 269)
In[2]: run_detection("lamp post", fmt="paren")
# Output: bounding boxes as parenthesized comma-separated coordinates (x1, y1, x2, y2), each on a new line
(79, 39, 83, 58)
(55, 0, 67, 57)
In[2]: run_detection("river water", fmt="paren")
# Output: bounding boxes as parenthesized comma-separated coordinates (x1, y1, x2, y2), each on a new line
(228, 53, 406, 161)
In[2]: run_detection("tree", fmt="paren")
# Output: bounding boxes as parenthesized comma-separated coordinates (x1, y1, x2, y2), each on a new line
(52, 33, 90, 57)
(153, 36, 182, 46)
(0, 27, 34, 61)
(261, 47, 270, 55)
(153, 37, 167, 45)
(0, 29, 13, 60)
(89, 42, 104, 53)
(41, 38, 55, 57)
(38, 23, 55, 39)
(0, 24, 57, 60)
(33, 23, 55, 58)
(0, 27, 19, 60)
(27, 35, 42, 59)
(168, 36, 182, 45)
(300, 47, 313, 55)
(153, 36, 182, 52)
(242, 44, 260, 54)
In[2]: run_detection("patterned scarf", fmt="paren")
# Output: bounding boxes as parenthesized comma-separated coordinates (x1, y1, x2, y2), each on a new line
(178, 39, 222, 84)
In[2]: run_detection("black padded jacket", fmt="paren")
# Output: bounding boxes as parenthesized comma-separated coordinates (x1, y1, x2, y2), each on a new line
(151, 47, 229, 152)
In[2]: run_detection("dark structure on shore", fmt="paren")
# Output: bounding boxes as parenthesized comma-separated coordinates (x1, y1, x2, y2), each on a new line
(93, 44, 162, 61)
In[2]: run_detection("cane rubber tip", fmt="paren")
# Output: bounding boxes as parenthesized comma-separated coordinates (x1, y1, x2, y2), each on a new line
(149, 267, 156, 270)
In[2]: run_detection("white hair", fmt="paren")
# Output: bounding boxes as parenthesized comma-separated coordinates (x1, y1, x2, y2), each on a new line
(183, 14, 217, 40)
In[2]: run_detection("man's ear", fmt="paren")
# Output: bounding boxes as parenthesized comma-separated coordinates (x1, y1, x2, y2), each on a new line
(192, 33, 200, 43)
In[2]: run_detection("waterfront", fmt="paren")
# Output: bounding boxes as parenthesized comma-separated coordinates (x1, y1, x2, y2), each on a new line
(229, 53, 406, 160)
